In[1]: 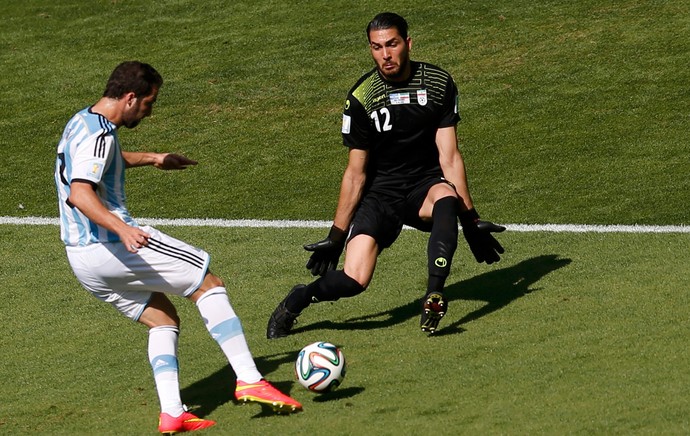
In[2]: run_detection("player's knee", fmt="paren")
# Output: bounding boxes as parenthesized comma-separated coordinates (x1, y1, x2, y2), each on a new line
(200, 271, 224, 290)
(433, 195, 460, 215)
(139, 295, 181, 329)
(345, 273, 370, 292)
(146, 312, 180, 328)
(313, 270, 366, 302)
(432, 181, 459, 200)
(340, 273, 366, 297)
(192, 284, 228, 305)
(158, 313, 180, 328)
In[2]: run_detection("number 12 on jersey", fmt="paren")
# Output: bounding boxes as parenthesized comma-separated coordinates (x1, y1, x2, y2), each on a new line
(371, 108, 392, 132)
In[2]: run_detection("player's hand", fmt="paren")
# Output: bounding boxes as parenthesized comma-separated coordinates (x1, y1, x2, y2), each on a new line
(304, 226, 347, 276)
(120, 226, 151, 253)
(156, 153, 198, 170)
(459, 209, 506, 264)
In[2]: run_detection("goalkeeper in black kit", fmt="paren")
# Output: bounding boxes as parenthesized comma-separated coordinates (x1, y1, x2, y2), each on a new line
(267, 12, 505, 338)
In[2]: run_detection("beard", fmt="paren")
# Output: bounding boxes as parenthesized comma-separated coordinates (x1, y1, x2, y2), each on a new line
(121, 108, 142, 129)
(122, 118, 141, 129)
(377, 56, 411, 82)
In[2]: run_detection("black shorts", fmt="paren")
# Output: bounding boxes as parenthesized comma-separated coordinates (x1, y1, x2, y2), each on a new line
(349, 176, 452, 249)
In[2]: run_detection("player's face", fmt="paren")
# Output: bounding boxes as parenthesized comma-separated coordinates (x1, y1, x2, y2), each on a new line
(122, 88, 159, 129)
(368, 28, 412, 82)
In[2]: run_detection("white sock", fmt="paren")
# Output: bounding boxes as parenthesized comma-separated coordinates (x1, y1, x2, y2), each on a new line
(196, 287, 263, 383)
(148, 326, 185, 417)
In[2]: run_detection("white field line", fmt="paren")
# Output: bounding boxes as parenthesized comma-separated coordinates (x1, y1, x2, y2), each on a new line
(1, 216, 689, 233)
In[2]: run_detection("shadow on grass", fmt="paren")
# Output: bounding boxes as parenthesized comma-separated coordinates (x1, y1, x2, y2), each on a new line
(179, 350, 363, 418)
(179, 351, 294, 418)
(292, 254, 571, 335)
(179, 255, 567, 417)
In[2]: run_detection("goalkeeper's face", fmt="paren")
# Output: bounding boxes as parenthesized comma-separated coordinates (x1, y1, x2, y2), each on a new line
(368, 27, 412, 82)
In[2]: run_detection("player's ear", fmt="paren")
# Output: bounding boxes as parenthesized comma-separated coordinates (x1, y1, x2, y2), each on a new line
(406, 37, 412, 50)
(123, 92, 137, 107)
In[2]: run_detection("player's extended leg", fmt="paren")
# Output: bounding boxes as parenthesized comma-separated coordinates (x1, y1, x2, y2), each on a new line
(139, 293, 217, 434)
(266, 234, 378, 339)
(418, 187, 460, 333)
(190, 273, 301, 413)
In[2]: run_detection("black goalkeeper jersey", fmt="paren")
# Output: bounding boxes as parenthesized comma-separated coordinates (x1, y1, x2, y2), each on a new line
(341, 61, 460, 194)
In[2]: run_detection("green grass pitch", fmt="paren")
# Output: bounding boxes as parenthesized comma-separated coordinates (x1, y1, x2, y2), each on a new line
(1, 0, 688, 434)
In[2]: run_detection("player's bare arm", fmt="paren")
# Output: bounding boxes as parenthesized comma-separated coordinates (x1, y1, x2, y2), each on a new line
(122, 151, 198, 169)
(436, 126, 474, 212)
(332, 148, 368, 231)
(437, 125, 505, 264)
(69, 181, 151, 253)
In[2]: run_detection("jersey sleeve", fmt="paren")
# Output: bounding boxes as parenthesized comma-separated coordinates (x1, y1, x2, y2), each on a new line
(341, 93, 372, 150)
(69, 130, 115, 185)
(438, 75, 461, 128)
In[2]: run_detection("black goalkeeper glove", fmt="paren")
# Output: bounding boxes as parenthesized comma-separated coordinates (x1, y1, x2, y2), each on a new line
(459, 209, 506, 265)
(304, 225, 347, 276)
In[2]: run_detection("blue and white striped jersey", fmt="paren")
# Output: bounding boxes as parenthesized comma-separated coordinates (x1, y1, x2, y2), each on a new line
(55, 107, 137, 246)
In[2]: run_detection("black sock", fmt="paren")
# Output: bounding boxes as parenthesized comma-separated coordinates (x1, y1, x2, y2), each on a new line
(427, 196, 459, 293)
(285, 270, 365, 313)
(312, 270, 365, 301)
(285, 285, 313, 313)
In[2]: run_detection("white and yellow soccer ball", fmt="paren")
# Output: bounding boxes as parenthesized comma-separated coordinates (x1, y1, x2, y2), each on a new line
(295, 341, 346, 392)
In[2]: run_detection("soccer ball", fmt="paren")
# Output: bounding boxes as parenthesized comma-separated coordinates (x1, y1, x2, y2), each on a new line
(295, 341, 346, 392)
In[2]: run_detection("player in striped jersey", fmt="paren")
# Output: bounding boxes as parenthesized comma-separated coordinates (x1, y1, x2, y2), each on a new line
(55, 61, 301, 434)
(267, 13, 505, 338)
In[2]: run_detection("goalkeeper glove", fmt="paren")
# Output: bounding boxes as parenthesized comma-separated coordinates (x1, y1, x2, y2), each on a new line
(459, 209, 506, 264)
(304, 225, 347, 276)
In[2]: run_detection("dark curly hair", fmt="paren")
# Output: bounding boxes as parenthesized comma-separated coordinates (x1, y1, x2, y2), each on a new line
(102, 61, 163, 99)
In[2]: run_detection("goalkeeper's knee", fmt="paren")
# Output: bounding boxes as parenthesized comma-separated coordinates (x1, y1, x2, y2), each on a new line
(311, 270, 365, 302)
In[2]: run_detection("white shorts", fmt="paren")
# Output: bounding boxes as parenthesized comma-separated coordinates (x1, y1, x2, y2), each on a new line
(66, 226, 210, 321)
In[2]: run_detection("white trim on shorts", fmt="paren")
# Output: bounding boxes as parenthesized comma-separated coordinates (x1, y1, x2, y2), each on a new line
(66, 226, 210, 321)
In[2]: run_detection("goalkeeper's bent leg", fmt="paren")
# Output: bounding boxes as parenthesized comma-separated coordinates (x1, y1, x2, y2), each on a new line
(285, 270, 365, 313)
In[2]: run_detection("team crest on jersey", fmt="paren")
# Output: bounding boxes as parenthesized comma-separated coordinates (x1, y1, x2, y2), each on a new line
(87, 162, 104, 179)
(389, 92, 410, 105)
(417, 89, 428, 106)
